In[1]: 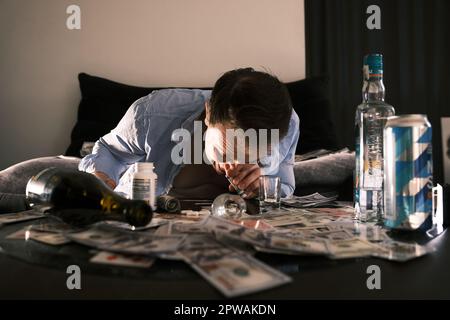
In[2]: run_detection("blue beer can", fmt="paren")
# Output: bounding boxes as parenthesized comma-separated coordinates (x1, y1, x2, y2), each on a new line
(383, 114, 433, 230)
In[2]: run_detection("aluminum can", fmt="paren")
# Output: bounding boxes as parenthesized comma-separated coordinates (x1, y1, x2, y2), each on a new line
(383, 114, 433, 230)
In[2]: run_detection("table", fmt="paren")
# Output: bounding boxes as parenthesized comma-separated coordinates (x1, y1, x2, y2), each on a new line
(0, 218, 449, 300)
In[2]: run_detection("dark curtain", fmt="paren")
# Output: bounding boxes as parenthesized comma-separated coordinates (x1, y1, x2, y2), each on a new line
(305, 0, 450, 184)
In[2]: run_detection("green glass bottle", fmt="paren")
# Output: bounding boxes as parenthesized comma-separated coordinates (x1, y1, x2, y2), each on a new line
(26, 168, 153, 227)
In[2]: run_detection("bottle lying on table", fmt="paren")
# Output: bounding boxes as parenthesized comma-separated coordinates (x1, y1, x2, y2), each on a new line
(25, 168, 153, 227)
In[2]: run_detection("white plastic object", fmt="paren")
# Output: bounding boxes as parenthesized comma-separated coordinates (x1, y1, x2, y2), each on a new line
(131, 162, 157, 210)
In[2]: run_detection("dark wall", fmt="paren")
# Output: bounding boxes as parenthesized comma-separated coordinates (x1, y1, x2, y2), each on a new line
(305, 0, 450, 184)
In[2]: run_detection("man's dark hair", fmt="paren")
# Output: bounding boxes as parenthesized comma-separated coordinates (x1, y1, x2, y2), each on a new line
(209, 68, 292, 138)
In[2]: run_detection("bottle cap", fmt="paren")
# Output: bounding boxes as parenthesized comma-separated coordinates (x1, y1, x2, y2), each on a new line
(135, 162, 154, 172)
(364, 53, 383, 77)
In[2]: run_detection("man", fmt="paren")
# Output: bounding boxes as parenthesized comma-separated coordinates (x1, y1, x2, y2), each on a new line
(79, 68, 300, 200)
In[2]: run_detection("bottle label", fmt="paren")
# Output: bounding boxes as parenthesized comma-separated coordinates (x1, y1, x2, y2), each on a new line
(132, 178, 156, 210)
(361, 115, 385, 189)
(354, 116, 364, 208)
(365, 64, 383, 78)
(132, 178, 151, 200)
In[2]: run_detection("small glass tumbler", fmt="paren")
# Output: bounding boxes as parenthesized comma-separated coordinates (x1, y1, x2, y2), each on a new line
(259, 175, 281, 213)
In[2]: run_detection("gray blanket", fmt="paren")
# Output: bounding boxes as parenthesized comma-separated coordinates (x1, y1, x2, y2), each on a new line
(0, 155, 81, 194)
(294, 151, 355, 187)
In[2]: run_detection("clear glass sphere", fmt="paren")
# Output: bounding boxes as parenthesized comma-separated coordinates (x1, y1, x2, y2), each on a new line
(211, 193, 247, 219)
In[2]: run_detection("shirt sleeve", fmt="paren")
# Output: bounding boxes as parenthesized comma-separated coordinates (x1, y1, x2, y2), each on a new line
(78, 96, 149, 183)
(277, 111, 300, 198)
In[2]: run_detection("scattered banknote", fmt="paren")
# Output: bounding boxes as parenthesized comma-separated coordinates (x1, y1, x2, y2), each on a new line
(65, 225, 186, 255)
(90, 251, 155, 268)
(266, 234, 330, 255)
(6, 229, 30, 240)
(99, 219, 168, 231)
(310, 229, 355, 241)
(6, 227, 71, 245)
(272, 225, 332, 235)
(180, 234, 224, 251)
(205, 216, 247, 236)
(152, 210, 210, 225)
(231, 219, 274, 231)
(66, 226, 125, 245)
(171, 221, 209, 234)
(326, 238, 381, 259)
(0, 210, 45, 226)
(151, 223, 187, 260)
(180, 247, 292, 298)
(329, 221, 389, 243)
(204, 216, 270, 247)
(29, 220, 82, 233)
(253, 245, 314, 256)
(106, 235, 184, 255)
(29, 231, 71, 245)
(262, 212, 312, 227)
(371, 240, 436, 262)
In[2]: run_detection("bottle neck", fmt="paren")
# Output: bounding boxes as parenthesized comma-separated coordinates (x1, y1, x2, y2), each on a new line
(363, 76, 385, 102)
(99, 194, 152, 226)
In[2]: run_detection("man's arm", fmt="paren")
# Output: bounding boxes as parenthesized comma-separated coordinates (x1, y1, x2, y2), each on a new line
(78, 97, 149, 186)
(226, 111, 300, 198)
(275, 111, 300, 198)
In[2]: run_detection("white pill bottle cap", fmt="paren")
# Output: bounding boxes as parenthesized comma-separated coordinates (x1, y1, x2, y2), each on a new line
(135, 162, 154, 172)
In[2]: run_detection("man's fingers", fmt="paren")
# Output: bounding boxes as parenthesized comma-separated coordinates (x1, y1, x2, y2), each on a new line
(106, 180, 117, 189)
(243, 191, 256, 199)
(233, 166, 259, 187)
(103, 178, 116, 189)
(225, 165, 240, 178)
(213, 161, 224, 174)
(242, 179, 260, 199)
(93, 171, 117, 189)
(237, 168, 260, 190)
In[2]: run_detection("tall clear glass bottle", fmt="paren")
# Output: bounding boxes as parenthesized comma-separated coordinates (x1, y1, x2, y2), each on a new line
(354, 54, 395, 223)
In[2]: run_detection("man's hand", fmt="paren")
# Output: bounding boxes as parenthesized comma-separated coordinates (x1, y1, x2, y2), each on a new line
(224, 163, 261, 199)
(93, 171, 117, 189)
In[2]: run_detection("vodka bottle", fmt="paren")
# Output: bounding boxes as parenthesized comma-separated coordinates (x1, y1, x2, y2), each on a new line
(354, 54, 395, 223)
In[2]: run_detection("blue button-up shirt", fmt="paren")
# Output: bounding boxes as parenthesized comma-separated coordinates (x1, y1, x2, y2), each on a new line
(79, 89, 300, 197)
